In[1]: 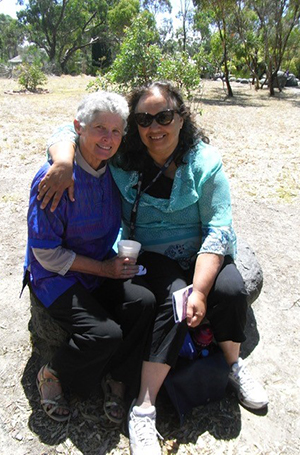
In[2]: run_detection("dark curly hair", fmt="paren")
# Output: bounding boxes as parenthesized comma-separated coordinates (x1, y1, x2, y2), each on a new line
(111, 80, 208, 171)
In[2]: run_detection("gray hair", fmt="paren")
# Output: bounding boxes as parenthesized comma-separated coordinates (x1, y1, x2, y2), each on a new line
(75, 91, 129, 134)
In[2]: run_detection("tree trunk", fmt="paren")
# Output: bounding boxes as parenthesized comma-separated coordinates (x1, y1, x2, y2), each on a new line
(224, 74, 233, 97)
(219, 16, 233, 98)
(251, 57, 261, 90)
(268, 65, 276, 97)
(223, 53, 233, 97)
(254, 75, 260, 90)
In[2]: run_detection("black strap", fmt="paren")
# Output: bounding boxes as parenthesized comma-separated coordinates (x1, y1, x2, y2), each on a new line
(129, 149, 178, 239)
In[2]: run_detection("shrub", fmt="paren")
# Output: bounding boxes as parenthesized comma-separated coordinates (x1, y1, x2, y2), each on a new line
(18, 63, 47, 92)
(157, 52, 201, 100)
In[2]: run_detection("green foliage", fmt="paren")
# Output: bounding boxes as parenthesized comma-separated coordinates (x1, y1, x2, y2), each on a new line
(20, 44, 49, 67)
(193, 47, 214, 78)
(86, 74, 129, 94)
(17, 0, 109, 73)
(287, 57, 300, 78)
(108, 0, 140, 39)
(91, 40, 113, 73)
(157, 52, 201, 99)
(141, 0, 172, 15)
(194, 0, 238, 97)
(12, 0, 299, 92)
(281, 26, 300, 77)
(209, 32, 223, 63)
(88, 14, 201, 100)
(102, 12, 162, 88)
(246, 0, 300, 95)
(193, 0, 300, 96)
(193, 9, 214, 43)
(0, 14, 25, 62)
(18, 62, 47, 92)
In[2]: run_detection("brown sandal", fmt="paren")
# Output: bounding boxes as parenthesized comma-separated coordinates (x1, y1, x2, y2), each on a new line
(101, 374, 125, 425)
(36, 365, 70, 422)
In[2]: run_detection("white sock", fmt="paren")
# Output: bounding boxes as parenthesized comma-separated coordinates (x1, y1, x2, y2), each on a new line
(133, 404, 156, 416)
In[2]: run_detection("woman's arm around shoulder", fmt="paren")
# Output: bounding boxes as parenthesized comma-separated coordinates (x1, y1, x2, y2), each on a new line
(38, 124, 78, 212)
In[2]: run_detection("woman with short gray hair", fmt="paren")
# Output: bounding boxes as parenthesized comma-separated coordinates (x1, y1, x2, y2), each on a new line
(23, 91, 155, 424)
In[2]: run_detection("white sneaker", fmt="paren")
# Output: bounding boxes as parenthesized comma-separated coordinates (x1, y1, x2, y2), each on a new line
(128, 400, 162, 455)
(228, 358, 268, 410)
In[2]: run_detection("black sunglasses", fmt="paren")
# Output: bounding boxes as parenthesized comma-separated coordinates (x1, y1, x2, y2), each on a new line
(134, 109, 178, 127)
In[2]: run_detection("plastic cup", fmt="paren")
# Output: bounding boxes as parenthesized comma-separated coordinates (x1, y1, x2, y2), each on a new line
(117, 240, 141, 260)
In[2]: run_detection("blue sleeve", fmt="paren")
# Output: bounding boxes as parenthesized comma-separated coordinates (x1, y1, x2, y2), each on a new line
(197, 151, 232, 228)
(199, 226, 237, 258)
(27, 164, 67, 250)
(195, 146, 237, 257)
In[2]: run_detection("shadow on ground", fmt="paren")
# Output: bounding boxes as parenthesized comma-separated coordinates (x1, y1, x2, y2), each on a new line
(21, 306, 265, 454)
(21, 346, 126, 454)
(195, 84, 300, 109)
(195, 85, 263, 108)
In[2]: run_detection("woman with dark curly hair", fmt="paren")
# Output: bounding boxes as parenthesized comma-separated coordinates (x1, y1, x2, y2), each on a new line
(38, 81, 268, 455)
(111, 81, 205, 172)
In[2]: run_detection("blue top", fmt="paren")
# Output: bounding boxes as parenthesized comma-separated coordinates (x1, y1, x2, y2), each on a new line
(25, 160, 121, 307)
(48, 125, 236, 270)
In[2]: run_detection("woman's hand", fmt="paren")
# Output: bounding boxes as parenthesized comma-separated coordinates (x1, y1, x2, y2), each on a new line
(186, 289, 207, 328)
(37, 161, 75, 212)
(100, 256, 139, 280)
(187, 253, 224, 327)
(70, 255, 139, 280)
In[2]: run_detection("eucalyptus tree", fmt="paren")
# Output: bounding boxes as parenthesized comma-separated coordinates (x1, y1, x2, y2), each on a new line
(108, 0, 140, 41)
(231, 2, 263, 89)
(140, 0, 172, 15)
(175, 0, 196, 52)
(89, 9, 201, 98)
(104, 11, 162, 87)
(0, 14, 25, 61)
(141, 0, 174, 53)
(193, 0, 238, 97)
(281, 25, 300, 77)
(16, 0, 110, 73)
(247, 0, 300, 96)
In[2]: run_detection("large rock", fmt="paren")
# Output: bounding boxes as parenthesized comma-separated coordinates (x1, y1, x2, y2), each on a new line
(29, 293, 68, 363)
(273, 70, 287, 89)
(235, 238, 263, 305)
(29, 238, 263, 361)
(285, 74, 299, 87)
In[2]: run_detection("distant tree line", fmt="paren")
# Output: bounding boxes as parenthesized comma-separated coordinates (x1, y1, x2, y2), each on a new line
(0, 0, 299, 96)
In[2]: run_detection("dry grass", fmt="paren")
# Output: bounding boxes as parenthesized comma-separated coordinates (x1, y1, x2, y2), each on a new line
(0, 75, 299, 454)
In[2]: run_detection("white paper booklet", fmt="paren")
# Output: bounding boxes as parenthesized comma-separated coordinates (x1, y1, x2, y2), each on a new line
(172, 284, 193, 323)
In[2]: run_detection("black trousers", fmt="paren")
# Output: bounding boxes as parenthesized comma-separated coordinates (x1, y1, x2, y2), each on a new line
(133, 252, 248, 368)
(34, 253, 246, 397)
(39, 278, 156, 397)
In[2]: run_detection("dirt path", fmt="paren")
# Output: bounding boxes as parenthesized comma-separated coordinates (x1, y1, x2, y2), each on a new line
(0, 77, 299, 454)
